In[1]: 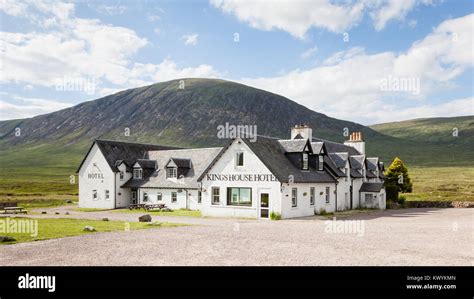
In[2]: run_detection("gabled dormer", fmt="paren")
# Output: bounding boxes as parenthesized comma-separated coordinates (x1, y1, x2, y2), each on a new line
(132, 164, 143, 179)
(165, 158, 191, 179)
(278, 138, 314, 170)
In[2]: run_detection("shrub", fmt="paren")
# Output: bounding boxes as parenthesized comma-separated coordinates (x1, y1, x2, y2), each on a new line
(385, 184, 399, 203)
(316, 208, 331, 216)
(398, 195, 406, 206)
(270, 212, 281, 220)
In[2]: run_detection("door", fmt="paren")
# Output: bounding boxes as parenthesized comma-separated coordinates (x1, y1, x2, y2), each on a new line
(259, 193, 269, 219)
(131, 190, 137, 205)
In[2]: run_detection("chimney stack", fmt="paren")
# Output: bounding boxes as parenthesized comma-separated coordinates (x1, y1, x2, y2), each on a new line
(290, 124, 312, 141)
(344, 131, 365, 155)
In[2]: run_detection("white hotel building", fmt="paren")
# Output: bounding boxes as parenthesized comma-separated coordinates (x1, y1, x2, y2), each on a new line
(77, 125, 386, 219)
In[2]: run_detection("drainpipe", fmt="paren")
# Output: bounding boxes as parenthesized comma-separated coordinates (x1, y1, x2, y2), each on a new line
(114, 172, 117, 209)
(335, 181, 338, 212)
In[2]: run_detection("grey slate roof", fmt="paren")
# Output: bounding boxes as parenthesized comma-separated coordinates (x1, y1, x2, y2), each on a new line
(328, 152, 348, 169)
(239, 136, 336, 183)
(310, 142, 325, 154)
(278, 139, 310, 153)
(366, 158, 378, 171)
(168, 158, 192, 168)
(360, 182, 384, 192)
(76, 139, 180, 173)
(312, 138, 361, 155)
(128, 147, 222, 189)
(324, 155, 346, 177)
(136, 159, 157, 169)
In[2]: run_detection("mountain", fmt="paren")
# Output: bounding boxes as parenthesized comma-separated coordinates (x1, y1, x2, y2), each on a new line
(370, 116, 474, 146)
(0, 79, 472, 180)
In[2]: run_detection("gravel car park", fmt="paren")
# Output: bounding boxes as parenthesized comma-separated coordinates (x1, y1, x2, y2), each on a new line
(0, 207, 472, 266)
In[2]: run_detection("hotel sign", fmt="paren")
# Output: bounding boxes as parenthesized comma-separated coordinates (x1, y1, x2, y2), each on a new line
(206, 173, 278, 182)
(87, 173, 104, 180)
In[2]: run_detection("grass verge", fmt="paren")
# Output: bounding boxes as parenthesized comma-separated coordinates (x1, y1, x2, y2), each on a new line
(0, 217, 184, 245)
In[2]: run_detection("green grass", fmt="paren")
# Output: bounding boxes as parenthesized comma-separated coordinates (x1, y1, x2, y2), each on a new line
(0, 217, 184, 245)
(114, 208, 202, 217)
(403, 166, 474, 202)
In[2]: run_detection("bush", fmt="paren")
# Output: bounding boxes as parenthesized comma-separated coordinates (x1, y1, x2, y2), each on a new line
(270, 212, 281, 220)
(316, 208, 332, 216)
(398, 195, 406, 206)
(385, 184, 399, 203)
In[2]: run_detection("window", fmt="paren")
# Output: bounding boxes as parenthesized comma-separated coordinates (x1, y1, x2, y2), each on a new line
(198, 191, 202, 203)
(92, 190, 98, 200)
(318, 156, 324, 171)
(310, 187, 315, 205)
(157, 193, 162, 201)
(344, 168, 348, 181)
(212, 187, 220, 205)
(143, 192, 149, 202)
(325, 187, 330, 203)
(171, 192, 177, 203)
(302, 153, 309, 170)
(227, 188, 252, 206)
(133, 168, 142, 179)
(166, 167, 177, 179)
(120, 171, 124, 180)
(291, 188, 297, 207)
(365, 193, 374, 204)
(235, 151, 244, 167)
(105, 190, 110, 200)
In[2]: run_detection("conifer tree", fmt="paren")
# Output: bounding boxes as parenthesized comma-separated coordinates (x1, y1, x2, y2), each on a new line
(385, 157, 413, 193)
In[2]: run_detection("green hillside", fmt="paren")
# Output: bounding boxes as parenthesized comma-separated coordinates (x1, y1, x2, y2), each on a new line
(0, 78, 472, 203)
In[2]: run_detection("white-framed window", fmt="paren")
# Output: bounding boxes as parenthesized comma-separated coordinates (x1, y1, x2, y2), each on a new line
(143, 192, 149, 202)
(157, 193, 162, 201)
(318, 156, 324, 171)
(105, 190, 110, 200)
(171, 192, 177, 203)
(92, 190, 98, 200)
(325, 187, 330, 203)
(310, 187, 315, 205)
(120, 171, 124, 180)
(227, 187, 252, 206)
(198, 191, 202, 203)
(212, 187, 220, 205)
(291, 188, 297, 207)
(302, 153, 309, 170)
(235, 151, 244, 167)
(166, 167, 177, 179)
(133, 168, 142, 179)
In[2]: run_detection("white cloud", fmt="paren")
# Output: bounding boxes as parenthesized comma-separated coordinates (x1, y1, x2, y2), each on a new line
(240, 14, 474, 124)
(181, 33, 199, 46)
(0, 0, 27, 16)
(211, 0, 366, 38)
(0, 94, 73, 120)
(301, 46, 318, 59)
(211, 0, 435, 37)
(0, 2, 218, 97)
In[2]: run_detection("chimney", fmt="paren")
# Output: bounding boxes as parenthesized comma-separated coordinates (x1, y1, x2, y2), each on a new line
(344, 131, 365, 155)
(291, 124, 312, 141)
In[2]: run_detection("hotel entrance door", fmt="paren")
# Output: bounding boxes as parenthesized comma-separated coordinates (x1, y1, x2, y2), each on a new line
(259, 193, 269, 219)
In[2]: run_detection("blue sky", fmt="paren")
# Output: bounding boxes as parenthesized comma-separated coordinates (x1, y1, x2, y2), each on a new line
(0, 0, 473, 124)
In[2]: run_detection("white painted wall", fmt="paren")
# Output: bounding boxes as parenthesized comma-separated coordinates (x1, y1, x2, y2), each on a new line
(115, 163, 132, 208)
(78, 144, 115, 209)
(281, 183, 334, 218)
(200, 139, 281, 219)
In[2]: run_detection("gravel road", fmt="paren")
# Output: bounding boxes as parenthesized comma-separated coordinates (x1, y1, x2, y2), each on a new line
(0, 207, 472, 266)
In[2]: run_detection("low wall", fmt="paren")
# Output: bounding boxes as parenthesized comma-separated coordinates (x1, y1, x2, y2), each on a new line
(405, 201, 474, 208)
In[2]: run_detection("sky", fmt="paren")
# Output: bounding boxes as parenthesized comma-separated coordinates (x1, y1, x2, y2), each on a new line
(0, 0, 473, 125)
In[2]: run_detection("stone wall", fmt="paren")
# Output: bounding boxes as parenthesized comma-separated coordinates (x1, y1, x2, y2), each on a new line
(405, 201, 474, 208)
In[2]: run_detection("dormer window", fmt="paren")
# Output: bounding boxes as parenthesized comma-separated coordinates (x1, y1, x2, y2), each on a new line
(133, 168, 142, 179)
(318, 156, 324, 171)
(119, 171, 124, 180)
(235, 151, 244, 167)
(166, 167, 177, 179)
(302, 152, 308, 170)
